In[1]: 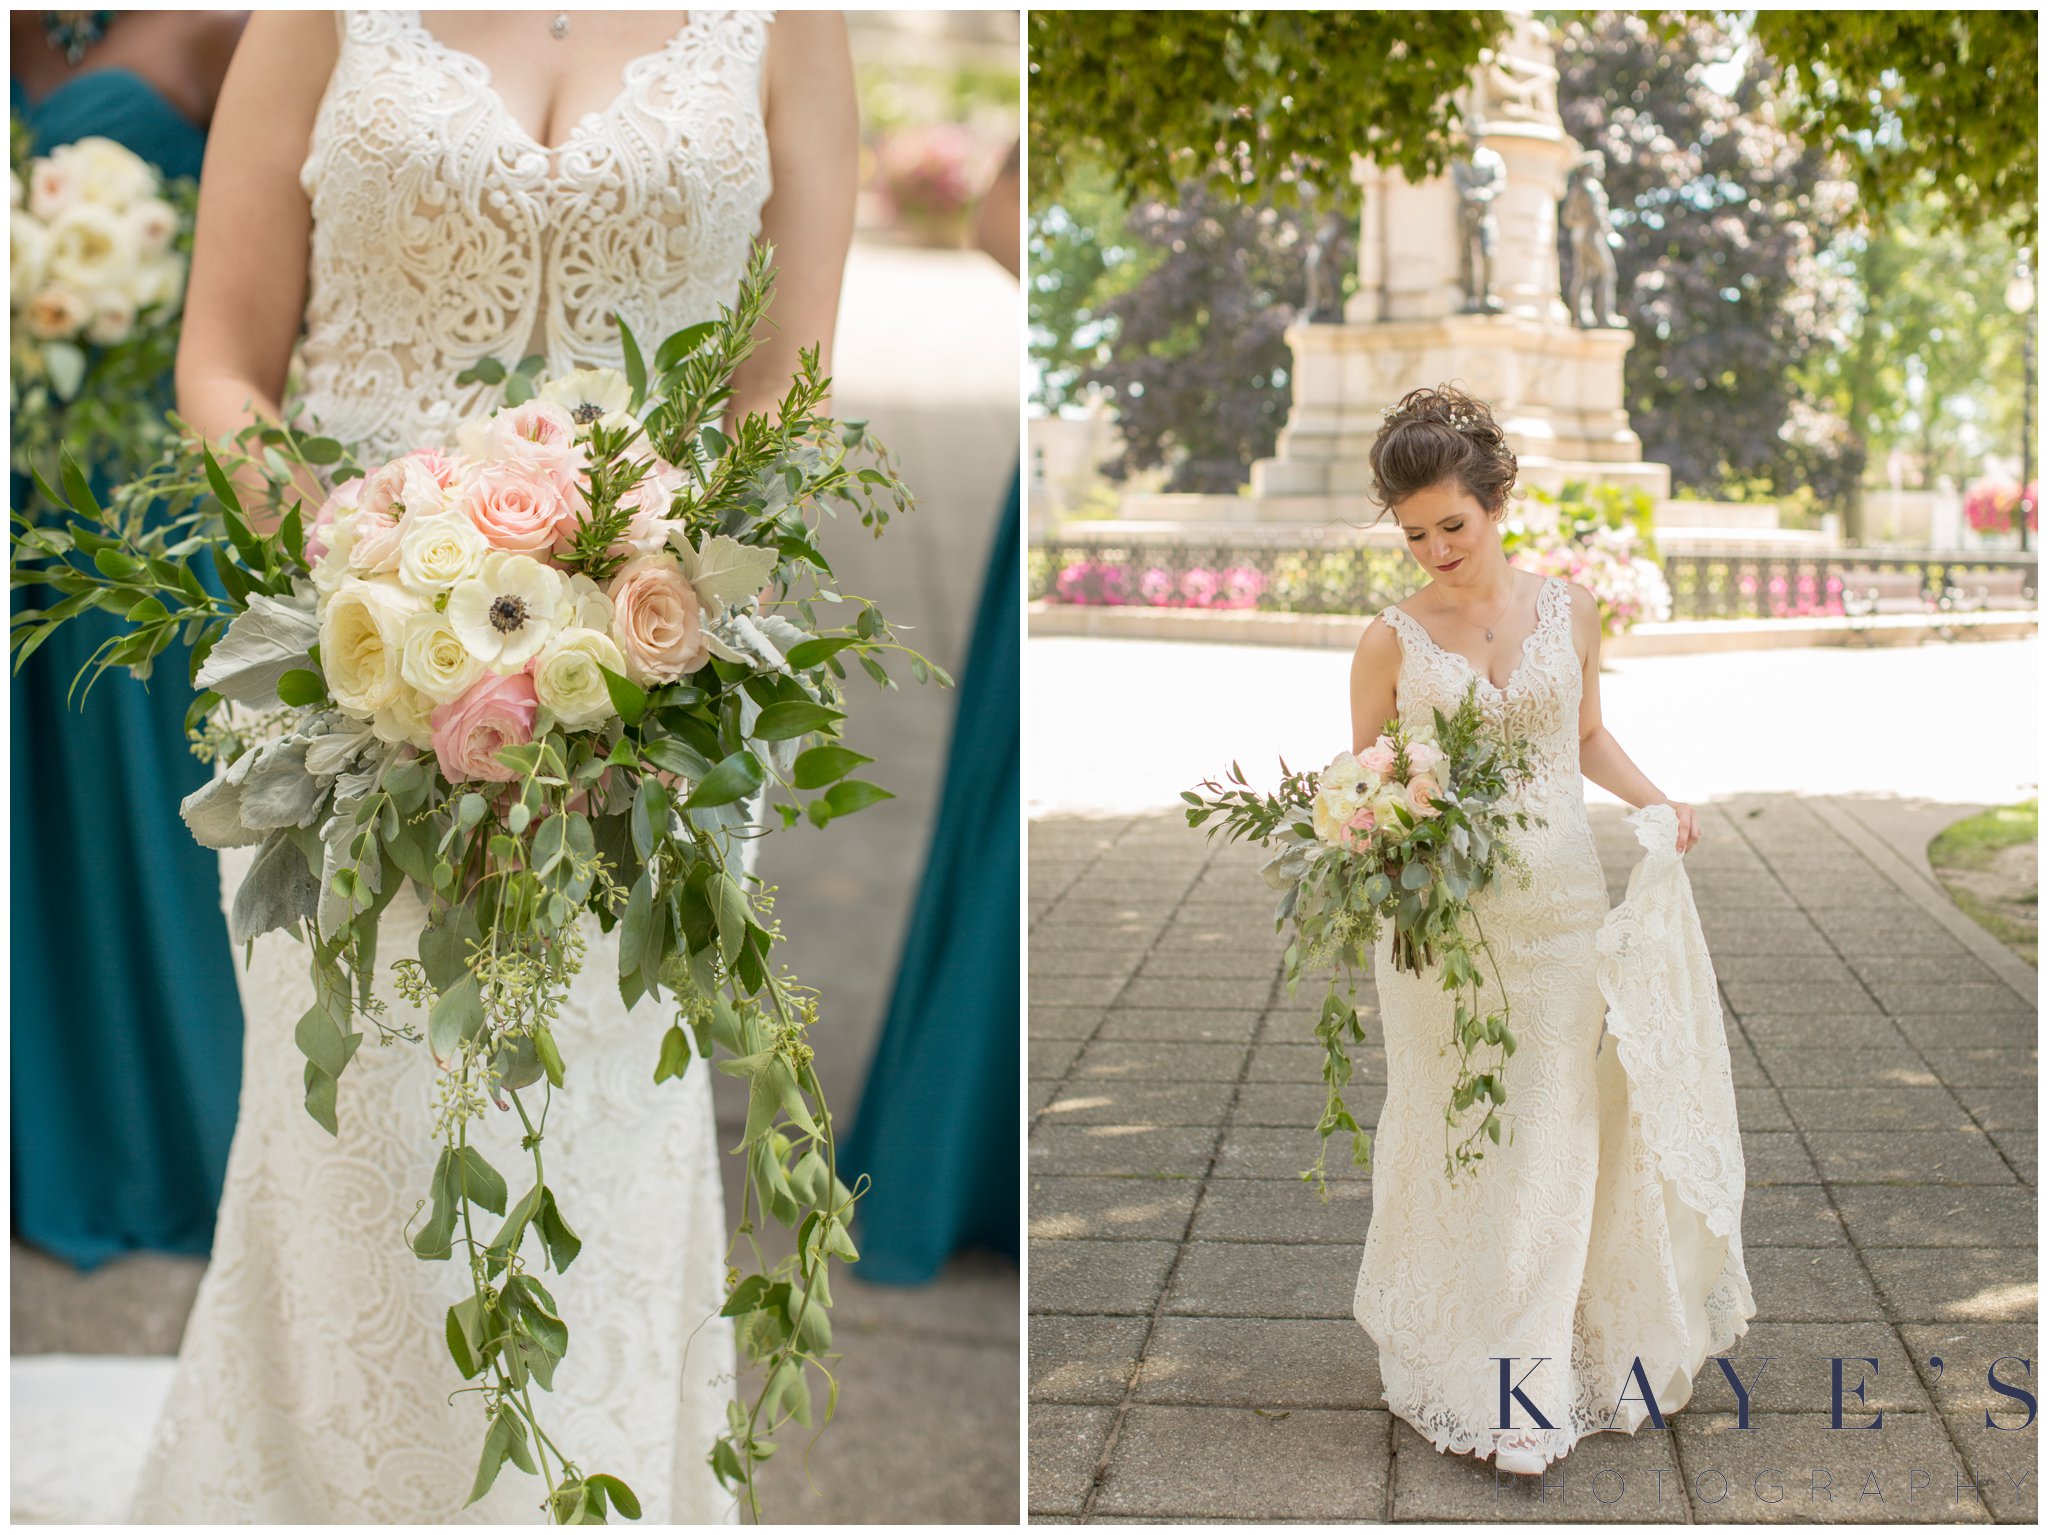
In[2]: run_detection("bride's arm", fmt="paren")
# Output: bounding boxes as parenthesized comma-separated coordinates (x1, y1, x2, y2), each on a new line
(1571, 582, 1701, 851)
(1348, 617, 1402, 755)
(174, 10, 337, 530)
(729, 10, 856, 426)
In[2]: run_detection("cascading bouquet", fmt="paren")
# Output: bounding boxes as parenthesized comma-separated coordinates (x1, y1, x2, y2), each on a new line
(10, 123, 194, 500)
(1184, 686, 1542, 1189)
(10, 247, 945, 1524)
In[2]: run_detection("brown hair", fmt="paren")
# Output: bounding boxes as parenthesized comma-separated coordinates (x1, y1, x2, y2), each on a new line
(1366, 384, 1519, 521)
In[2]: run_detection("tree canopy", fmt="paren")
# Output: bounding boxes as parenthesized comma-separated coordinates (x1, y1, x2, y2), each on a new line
(1740, 9, 2038, 243)
(1027, 10, 1507, 210)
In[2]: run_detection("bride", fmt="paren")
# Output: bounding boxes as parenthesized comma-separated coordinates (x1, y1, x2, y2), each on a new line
(1347, 386, 1754, 1476)
(129, 10, 853, 1522)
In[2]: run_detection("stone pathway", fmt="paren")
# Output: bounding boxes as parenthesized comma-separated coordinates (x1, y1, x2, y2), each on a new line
(1028, 795, 2037, 1523)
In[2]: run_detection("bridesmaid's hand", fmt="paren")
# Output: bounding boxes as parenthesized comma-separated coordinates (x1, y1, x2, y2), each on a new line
(1656, 800, 1702, 854)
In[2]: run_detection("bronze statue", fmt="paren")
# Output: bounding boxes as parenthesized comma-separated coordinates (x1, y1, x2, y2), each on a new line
(1563, 151, 1625, 329)
(1302, 208, 1347, 324)
(1452, 140, 1507, 315)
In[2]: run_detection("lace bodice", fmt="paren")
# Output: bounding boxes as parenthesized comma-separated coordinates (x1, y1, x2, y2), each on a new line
(1377, 575, 1582, 808)
(297, 8, 773, 463)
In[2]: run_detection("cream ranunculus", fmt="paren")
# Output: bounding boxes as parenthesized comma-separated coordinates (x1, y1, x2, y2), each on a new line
(131, 253, 185, 313)
(44, 204, 138, 295)
(124, 197, 178, 255)
(560, 571, 615, 632)
(533, 626, 628, 731)
(11, 212, 48, 305)
(85, 289, 136, 345)
(371, 683, 438, 752)
(396, 510, 489, 597)
(320, 578, 415, 717)
(445, 550, 566, 669)
(62, 137, 156, 207)
(27, 158, 75, 220)
(1322, 751, 1363, 792)
(399, 609, 488, 705)
(24, 284, 89, 340)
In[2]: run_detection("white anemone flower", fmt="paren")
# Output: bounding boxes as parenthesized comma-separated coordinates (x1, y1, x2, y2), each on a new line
(444, 550, 566, 670)
(538, 367, 636, 437)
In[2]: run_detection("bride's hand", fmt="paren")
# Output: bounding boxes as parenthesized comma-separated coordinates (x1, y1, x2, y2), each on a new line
(1655, 799, 1702, 853)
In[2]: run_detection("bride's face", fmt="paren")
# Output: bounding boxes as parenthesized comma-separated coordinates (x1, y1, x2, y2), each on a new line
(1393, 481, 1501, 583)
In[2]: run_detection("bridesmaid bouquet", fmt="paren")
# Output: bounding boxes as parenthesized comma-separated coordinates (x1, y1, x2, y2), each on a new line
(9, 122, 193, 498)
(10, 247, 941, 1523)
(1185, 685, 1541, 1189)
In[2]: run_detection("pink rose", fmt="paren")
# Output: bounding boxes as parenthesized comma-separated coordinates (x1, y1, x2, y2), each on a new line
(430, 671, 538, 784)
(304, 478, 363, 565)
(1405, 740, 1444, 778)
(455, 460, 575, 555)
(607, 552, 710, 684)
(1357, 742, 1398, 780)
(486, 399, 586, 498)
(1406, 775, 1443, 818)
(555, 458, 684, 560)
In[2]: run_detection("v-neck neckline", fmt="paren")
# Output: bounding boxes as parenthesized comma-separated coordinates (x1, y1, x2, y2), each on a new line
(405, 10, 696, 158)
(1393, 576, 1557, 696)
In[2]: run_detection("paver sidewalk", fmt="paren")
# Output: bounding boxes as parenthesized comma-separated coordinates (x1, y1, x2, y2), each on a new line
(1028, 795, 2038, 1524)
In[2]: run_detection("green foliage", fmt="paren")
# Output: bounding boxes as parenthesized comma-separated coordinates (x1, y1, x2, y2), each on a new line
(1739, 10, 2037, 244)
(1027, 10, 1509, 210)
(1185, 688, 1544, 1187)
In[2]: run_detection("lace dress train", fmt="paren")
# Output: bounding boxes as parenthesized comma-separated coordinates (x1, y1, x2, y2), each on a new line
(1352, 577, 1753, 1467)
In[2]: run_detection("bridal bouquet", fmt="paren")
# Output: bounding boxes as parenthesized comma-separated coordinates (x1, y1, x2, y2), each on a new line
(10, 247, 941, 1523)
(10, 123, 193, 498)
(1185, 686, 1541, 1188)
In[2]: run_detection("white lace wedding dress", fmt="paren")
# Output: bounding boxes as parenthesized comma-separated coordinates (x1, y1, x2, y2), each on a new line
(128, 10, 776, 1521)
(1354, 576, 1755, 1466)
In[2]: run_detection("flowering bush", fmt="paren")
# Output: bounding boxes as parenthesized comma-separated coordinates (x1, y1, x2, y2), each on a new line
(1049, 559, 1264, 610)
(1502, 485, 1671, 634)
(874, 122, 978, 229)
(1734, 569, 1846, 618)
(1963, 479, 2039, 534)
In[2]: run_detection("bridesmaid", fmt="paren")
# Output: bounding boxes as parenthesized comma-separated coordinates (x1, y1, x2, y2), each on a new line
(10, 10, 249, 1268)
(840, 142, 1022, 1283)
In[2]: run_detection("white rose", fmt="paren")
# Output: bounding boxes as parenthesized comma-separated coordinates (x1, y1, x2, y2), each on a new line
(1323, 752, 1363, 793)
(124, 197, 177, 255)
(24, 283, 88, 340)
(11, 212, 49, 305)
(396, 511, 489, 597)
(371, 684, 438, 752)
(9, 171, 23, 210)
(310, 511, 362, 608)
(45, 203, 138, 295)
(63, 137, 155, 208)
(85, 289, 136, 345)
(27, 158, 75, 220)
(399, 609, 486, 705)
(319, 577, 412, 717)
(532, 626, 627, 731)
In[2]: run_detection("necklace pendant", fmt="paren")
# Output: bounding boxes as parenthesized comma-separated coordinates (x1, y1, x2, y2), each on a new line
(1485, 627, 1494, 642)
(549, 12, 571, 40)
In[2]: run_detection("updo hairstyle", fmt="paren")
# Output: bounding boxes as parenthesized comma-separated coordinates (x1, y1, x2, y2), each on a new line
(1365, 384, 1520, 522)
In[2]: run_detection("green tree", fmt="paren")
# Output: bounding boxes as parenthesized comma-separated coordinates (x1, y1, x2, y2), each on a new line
(1556, 12, 1865, 516)
(1076, 177, 1343, 493)
(1740, 9, 2037, 242)
(1027, 161, 1151, 413)
(1027, 10, 1507, 209)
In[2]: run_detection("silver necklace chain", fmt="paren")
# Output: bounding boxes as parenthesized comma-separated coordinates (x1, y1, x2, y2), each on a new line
(549, 12, 570, 40)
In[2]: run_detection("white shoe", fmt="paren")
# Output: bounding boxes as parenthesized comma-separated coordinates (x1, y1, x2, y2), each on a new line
(1490, 1431, 1547, 1477)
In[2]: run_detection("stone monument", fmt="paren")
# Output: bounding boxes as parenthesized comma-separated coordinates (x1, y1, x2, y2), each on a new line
(1113, 7, 1669, 534)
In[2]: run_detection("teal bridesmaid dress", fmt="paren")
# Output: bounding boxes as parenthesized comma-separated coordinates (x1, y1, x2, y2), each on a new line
(840, 468, 1021, 1283)
(11, 70, 243, 1268)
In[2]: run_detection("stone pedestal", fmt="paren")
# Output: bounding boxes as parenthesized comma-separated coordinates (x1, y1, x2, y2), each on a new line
(1112, 7, 1671, 535)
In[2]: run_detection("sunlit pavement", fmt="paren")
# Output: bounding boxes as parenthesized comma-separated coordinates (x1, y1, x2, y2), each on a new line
(1027, 632, 2036, 1524)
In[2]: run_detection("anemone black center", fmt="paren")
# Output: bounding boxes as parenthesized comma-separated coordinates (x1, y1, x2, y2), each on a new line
(488, 594, 529, 633)
(571, 402, 605, 424)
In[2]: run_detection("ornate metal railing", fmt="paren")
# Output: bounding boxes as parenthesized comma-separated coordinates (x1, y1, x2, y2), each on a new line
(1029, 541, 2037, 623)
